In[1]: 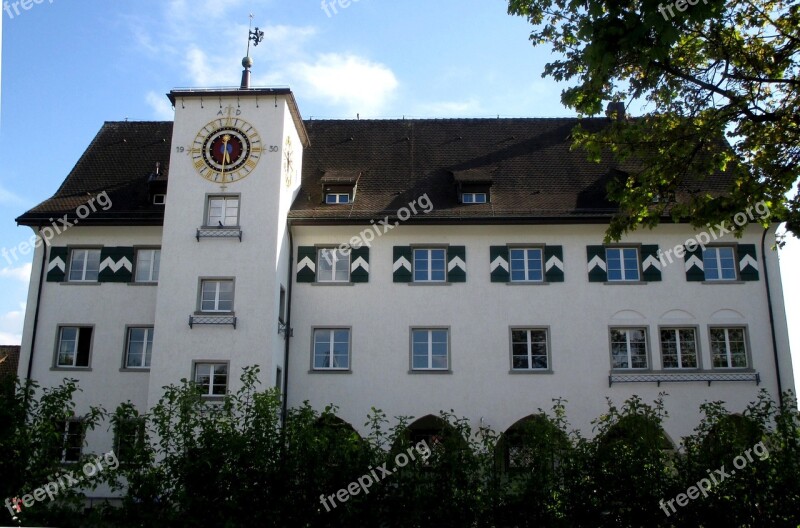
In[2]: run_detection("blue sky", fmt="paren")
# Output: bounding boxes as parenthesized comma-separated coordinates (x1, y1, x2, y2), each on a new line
(1, 0, 798, 389)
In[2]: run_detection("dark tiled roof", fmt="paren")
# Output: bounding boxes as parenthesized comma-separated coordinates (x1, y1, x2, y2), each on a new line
(17, 118, 734, 226)
(0, 346, 20, 378)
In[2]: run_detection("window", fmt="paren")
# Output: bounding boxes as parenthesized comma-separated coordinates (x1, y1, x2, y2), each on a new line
(275, 367, 283, 391)
(200, 280, 234, 312)
(703, 247, 736, 281)
(510, 248, 543, 282)
(313, 329, 351, 370)
(610, 328, 648, 369)
(56, 327, 92, 368)
(318, 249, 350, 282)
(326, 193, 350, 204)
(462, 192, 487, 204)
(279, 287, 286, 323)
(660, 328, 698, 369)
(606, 248, 640, 281)
(135, 249, 160, 283)
(207, 196, 240, 227)
(114, 418, 144, 464)
(511, 329, 549, 370)
(411, 329, 449, 371)
(125, 327, 153, 369)
(414, 248, 446, 282)
(710, 327, 748, 368)
(153, 194, 166, 205)
(194, 363, 228, 396)
(55, 419, 84, 463)
(68, 249, 101, 282)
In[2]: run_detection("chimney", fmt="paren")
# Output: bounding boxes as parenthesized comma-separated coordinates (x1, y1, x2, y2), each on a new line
(606, 101, 626, 121)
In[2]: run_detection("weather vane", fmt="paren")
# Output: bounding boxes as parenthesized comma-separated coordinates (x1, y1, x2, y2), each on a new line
(246, 14, 265, 56)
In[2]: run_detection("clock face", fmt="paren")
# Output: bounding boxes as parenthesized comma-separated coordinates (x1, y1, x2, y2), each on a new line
(192, 118, 262, 184)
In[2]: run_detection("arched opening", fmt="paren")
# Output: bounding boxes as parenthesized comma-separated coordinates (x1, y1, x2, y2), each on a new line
(498, 414, 571, 474)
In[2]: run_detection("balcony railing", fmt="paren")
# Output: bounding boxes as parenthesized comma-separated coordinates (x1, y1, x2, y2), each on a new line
(196, 227, 242, 242)
(609, 371, 760, 387)
(189, 314, 237, 329)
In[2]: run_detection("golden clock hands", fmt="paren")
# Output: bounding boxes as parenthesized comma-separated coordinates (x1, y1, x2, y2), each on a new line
(220, 135, 231, 182)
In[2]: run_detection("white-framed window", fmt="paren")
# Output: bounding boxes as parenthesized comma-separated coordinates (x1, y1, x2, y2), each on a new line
(411, 328, 449, 371)
(703, 247, 737, 281)
(135, 249, 160, 283)
(312, 328, 351, 370)
(326, 193, 350, 204)
(710, 327, 748, 368)
(511, 328, 549, 370)
(55, 327, 92, 368)
(114, 417, 144, 464)
(200, 280, 234, 312)
(414, 248, 446, 282)
(68, 249, 101, 282)
(125, 327, 153, 369)
(317, 249, 350, 282)
(462, 192, 487, 204)
(510, 248, 544, 282)
(194, 362, 229, 397)
(55, 419, 84, 463)
(660, 328, 698, 369)
(606, 248, 640, 281)
(610, 327, 648, 369)
(207, 196, 240, 227)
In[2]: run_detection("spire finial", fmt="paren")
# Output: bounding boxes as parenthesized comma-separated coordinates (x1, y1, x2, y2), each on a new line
(240, 15, 265, 89)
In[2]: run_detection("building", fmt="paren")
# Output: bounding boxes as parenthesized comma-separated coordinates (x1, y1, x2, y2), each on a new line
(14, 68, 795, 492)
(0, 345, 20, 380)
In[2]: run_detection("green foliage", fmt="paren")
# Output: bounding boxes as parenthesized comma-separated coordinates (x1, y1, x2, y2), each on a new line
(3, 371, 799, 527)
(508, 0, 799, 240)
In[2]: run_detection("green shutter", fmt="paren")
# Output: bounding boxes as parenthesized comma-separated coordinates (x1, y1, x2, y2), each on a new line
(640, 245, 662, 282)
(350, 246, 370, 283)
(393, 246, 413, 283)
(99, 247, 134, 283)
(738, 244, 759, 281)
(447, 246, 466, 283)
(544, 245, 564, 283)
(684, 245, 705, 281)
(490, 246, 509, 283)
(587, 245, 607, 282)
(296, 247, 317, 283)
(46, 247, 68, 282)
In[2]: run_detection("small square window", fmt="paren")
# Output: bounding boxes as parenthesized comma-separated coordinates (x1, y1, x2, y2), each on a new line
(125, 327, 153, 369)
(326, 193, 350, 204)
(68, 249, 101, 282)
(511, 329, 549, 370)
(207, 196, 240, 227)
(462, 192, 487, 204)
(660, 328, 698, 369)
(414, 248, 446, 282)
(317, 249, 350, 282)
(703, 247, 737, 281)
(153, 194, 166, 205)
(54, 419, 84, 463)
(606, 248, 640, 282)
(200, 280, 234, 313)
(56, 327, 92, 368)
(135, 249, 160, 283)
(194, 363, 228, 396)
(411, 329, 449, 370)
(710, 327, 748, 368)
(510, 248, 543, 282)
(610, 327, 648, 369)
(313, 329, 351, 370)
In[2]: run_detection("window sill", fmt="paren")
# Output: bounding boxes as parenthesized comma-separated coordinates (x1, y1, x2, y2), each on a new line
(505, 281, 550, 286)
(59, 282, 101, 286)
(408, 282, 452, 286)
(119, 368, 151, 373)
(408, 369, 452, 374)
(509, 369, 553, 374)
(701, 280, 745, 285)
(200, 395, 226, 402)
(51, 367, 92, 372)
(127, 282, 158, 287)
(603, 281, 647, 286)
(308, 369, 352, 374)
(311, 282, 355, 287)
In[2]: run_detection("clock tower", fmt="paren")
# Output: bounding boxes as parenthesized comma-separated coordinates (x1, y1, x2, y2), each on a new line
(146, 40, 308, 408)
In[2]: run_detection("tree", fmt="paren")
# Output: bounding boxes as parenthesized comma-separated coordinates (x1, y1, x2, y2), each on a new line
(508, 0, 800, 240)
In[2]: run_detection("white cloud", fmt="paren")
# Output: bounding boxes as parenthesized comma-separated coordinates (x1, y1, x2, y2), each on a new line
(292, 54, 399, 118)
(0, 182, 25, 206)
(0, 304, 25, 346)
(146, 92, 175, 120)
(0, 264, 32, 283)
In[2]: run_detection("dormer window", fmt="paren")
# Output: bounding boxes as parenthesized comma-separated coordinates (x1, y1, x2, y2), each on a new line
(462, 192, 487, 204)
(326, 193, 351, 204)
(452, 169, 493, 204)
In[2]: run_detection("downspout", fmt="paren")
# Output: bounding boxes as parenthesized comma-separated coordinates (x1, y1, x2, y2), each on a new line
(26, 228, 47, 385)
(761, 227, 784, 407)
(281, 224, 294, 423)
